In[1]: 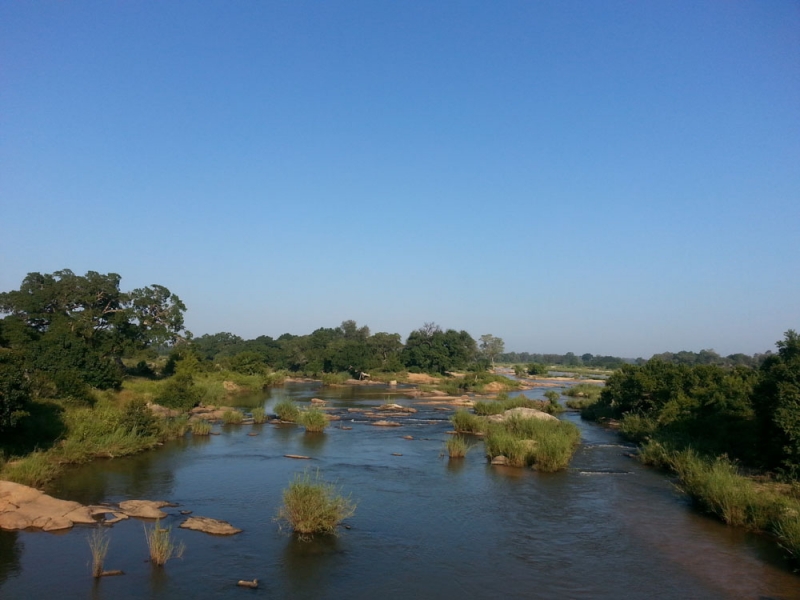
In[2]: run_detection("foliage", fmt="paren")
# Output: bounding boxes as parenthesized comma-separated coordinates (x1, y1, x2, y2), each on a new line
(297, 407, 329, 432)
(221, 410, 244, 424)
(562, 383, 603, 401)
(144, 520, 184, 566)
(526, 363, 549, 376)
(402, 324, 477, 374)
(274, 400, 300, 422)
(0, 351, 31, 432)
(479, 334, 505, 366)
(450, 410, 485, 434)
(190, 420, 212, 435)
(276, 470, 356, 537)
(752, 330, 800, 478)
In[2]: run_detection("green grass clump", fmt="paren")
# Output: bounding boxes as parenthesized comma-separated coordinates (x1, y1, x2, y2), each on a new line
(87, 526, 111, 578)
(190, 420, 212, 435)
(276, 470, 356, 537)
(444, 436, 469, 458)
(251, 407, 267, 424)
(485, 416, 580, 472)
(450, 410, 485, 434)
(297, 407, 329, 432)
(222, 410, 244, 425)
(562, 383, 603, 401)
(144, 520, 184, 566)
(321, 372, 351, 385)
(1, 451, 60, 488)
(274, 400, 300, 422)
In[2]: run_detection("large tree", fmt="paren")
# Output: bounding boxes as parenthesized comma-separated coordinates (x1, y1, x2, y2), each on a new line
(479, 334, 505, 367)
(0, 269, 188, 399)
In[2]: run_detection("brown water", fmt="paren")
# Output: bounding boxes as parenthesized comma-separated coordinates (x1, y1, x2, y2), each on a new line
(0, 382, 798, 599)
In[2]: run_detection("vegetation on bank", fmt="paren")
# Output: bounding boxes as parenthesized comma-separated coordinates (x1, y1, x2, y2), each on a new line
(276, 470, 356, 537)
(580, 330, 800, 562)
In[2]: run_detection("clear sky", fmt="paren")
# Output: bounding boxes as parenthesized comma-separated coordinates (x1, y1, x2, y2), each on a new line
(1, 1, 798, 358)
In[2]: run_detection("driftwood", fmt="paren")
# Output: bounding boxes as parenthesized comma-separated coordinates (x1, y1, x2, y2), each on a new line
(101, 570, 125, 577)
(237, 579, 258, 588)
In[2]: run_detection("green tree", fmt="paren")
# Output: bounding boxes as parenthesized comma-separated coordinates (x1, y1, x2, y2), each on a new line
(0, 351, 31, 432)
(402, 324, 476, 374)
(479, 334, 505, 367)
(752, 330, 800, 476)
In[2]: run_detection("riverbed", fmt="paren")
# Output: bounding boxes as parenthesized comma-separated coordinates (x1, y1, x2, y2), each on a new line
(1, 383, 798, 599)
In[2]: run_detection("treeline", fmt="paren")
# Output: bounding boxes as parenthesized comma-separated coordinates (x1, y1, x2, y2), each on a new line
(498, 352, 633, 370)
(583, 330, 800, 478)
(499, 349, 770, 370)
(190, 320, 480, 377)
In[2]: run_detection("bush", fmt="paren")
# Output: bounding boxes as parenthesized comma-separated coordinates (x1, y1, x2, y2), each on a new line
(251, 407, 267, 424)
(276, 470, 356, 537)
(274, 400, 300, 422)
(527, 363, 549, 376)
(297, 407, 329, 432)
(156, 373, 202, 411)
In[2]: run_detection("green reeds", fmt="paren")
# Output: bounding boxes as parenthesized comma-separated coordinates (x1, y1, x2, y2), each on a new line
(144, 520, 185, 566)
(274, 400, 300, 422)
(450, 410, 485, 434)
(297, 407, 329, 433)
(444, 436, 469, 458)
(484, 416, 580, 472)
(0, 451, 60, 487)
(221, 410, 244, 425)
(87, 526, 110, 578)
(190, 420, 212, 435)
(251, 407, 267, 424)
(276, 470, 356, 537)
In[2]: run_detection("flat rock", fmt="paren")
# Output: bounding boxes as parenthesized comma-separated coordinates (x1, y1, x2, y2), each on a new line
(377, 404, 417, 413)
(180, 516, 242, 535)
(118, 500, 171, 519)
(371, 420, 401, 427)
(0, 481, 93, 531)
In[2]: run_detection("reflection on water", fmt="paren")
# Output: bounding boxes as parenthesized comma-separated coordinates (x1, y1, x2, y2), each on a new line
(1, 382, 798, 600)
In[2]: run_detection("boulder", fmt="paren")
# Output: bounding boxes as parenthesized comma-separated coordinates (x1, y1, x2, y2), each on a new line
(310, 398, 326, 405)
(487, 407, 558, 423)
(491, 456, 509, 466)
(180, 516, 242, 536)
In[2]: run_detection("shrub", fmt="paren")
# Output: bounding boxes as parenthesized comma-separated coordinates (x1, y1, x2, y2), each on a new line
(297, 407, 329, 432)
(276, 470, 356, 537)
(274, 400, 300, 422)
(156, 373, 202, 411)
(144, 520, 184, 566)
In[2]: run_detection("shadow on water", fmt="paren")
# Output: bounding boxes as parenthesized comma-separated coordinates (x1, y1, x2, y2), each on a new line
(299, 432, 328, 453)
(0, 531, 21, 584)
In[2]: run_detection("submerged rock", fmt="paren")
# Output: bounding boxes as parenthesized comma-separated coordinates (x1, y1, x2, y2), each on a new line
(180, 516, 242, 535)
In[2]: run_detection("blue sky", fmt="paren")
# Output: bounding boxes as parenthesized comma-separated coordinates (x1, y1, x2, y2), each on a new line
(1, 1, 798, 357)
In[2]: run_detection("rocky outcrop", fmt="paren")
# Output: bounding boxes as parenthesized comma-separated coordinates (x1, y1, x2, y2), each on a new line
(118, 500, 174, 519)
(0, 481, 107, 531)
(487, 407, 558, 423)
(179, 516, 242, 535)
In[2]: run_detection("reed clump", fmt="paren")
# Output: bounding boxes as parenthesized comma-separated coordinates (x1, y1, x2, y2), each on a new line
(251, 407, 267, 424)
(485, 416, 580, 472)
(445, 436, 469, 458)
(276, 470, 356, 537)
(144, 520, 185, 566)
(87, 526, 111, 578)
(450, 410, 485, 434)
(190, 420, 212, 436)
(297, 407, 329, 433)
(274, 400, 300, 422)
(221, 410, 244, 425)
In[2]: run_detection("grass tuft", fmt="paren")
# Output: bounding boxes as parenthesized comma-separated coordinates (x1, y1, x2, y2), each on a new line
(221, 410, 244, 425)
(144, 520, 185, 566)
(297, 407, 329, 433)
(274, 400, 300, 422)
(450, 410, 485, 434)
(276, 470, 356, 538)
(444, 436, 469, 458)
(251, 407, 267, 424)
(87, 526, 111, 578)
(190, 420, 212, 436)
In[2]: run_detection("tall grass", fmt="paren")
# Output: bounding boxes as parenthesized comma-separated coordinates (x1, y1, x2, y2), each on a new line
(484, 416, 580, 472)
(144, 520, 185, 566)
(321, 372, 351, 385)
(221, 410, 244, 425)
(450, 410, 485, 434)
(274, 400, 300, 422)
(251, 407, 267, 424)
(190, 420, 212, 436)
(276, 470, 356, 538)
(444, 436, 469, 458)
(87, 526, 110, 578)
(0, 451, 60, 487)
(297, 408, 329, 433)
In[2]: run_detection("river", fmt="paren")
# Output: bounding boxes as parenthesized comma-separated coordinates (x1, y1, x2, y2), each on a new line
(0, 382, 798, 599)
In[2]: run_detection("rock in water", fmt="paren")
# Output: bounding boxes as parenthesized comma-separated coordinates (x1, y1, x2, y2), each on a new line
(180, 516, 242, 535)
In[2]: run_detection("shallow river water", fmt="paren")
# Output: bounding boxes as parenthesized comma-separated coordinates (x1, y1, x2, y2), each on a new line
(1, 382, 798, 599)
